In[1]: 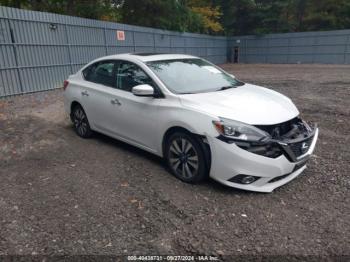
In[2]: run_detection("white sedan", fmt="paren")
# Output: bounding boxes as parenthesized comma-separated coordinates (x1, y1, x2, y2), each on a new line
(63, 53, 318, 192)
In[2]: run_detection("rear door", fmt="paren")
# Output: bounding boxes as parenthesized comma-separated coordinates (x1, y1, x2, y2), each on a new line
(79, 60, 124, 135)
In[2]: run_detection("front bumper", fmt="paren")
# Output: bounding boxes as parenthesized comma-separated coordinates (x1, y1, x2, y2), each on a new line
(207, 128, 319, 193)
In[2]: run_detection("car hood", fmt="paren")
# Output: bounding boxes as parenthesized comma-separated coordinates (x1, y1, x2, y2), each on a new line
(179, 83, 299, 125)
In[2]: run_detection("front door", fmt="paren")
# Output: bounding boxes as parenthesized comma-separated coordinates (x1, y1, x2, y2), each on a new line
(109, 60, 161, 152)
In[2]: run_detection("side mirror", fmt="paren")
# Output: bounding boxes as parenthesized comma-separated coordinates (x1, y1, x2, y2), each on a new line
(132, 84, 155, 97)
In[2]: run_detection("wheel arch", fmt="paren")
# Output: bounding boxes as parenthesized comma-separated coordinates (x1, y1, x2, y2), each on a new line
(162, 126, 212, 170)
(70, 101, 83, 121)
(71, 100, 82, 111)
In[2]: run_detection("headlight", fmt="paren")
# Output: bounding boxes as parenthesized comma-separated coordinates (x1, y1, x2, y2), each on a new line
(213, 118, 270, 142)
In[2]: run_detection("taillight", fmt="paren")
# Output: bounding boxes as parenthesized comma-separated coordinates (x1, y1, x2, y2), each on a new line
(63, 80, 69, 91)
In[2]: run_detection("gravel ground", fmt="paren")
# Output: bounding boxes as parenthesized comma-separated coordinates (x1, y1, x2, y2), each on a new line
(0, 64, 349, 260)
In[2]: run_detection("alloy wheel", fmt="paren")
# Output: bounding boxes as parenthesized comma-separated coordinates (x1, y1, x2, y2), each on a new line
(169, 138, 199, 179)
(73, 107, 88, 136)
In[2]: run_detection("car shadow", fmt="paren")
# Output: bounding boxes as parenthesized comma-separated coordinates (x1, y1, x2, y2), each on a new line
(92, 131, 165, 166)
(74, 127, 264, 196)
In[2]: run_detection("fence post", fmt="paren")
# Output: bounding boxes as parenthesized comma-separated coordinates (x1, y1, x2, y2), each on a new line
(170, 33, 172, 52)
(7, 19, 24, 94)
(312, 37, 317, 64)
(64, 24, 73, 74)
(104, 26, 108, 55)
(132, 31, 136, 52)
(287, 37, 290, 64)
(205, 37, 208, 59)
(265, 38, 269, 63)
(245, 38, 247, 63)
(153, 32, 156, 53)
(344, 34, 349, 64)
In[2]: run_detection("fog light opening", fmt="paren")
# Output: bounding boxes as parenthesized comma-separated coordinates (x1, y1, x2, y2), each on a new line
(241, 176, 256, 184)
(228, 174, 260, 185)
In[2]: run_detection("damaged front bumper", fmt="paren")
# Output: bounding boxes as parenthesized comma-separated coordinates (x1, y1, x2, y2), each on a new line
(277, 126, 318, 162)
(208, 118, 319, 192)
(259, 118, 318, 163)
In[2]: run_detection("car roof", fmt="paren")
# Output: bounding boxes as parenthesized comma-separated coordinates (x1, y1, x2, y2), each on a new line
(98, 53, 198, 63)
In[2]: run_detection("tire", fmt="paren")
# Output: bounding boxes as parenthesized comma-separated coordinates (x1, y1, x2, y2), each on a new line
(165, 132, 208, 183)
(71, 104, 93, 138)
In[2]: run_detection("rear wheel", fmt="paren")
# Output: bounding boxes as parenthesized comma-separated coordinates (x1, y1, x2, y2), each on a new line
(165, 132, 208, 183)
(71, 104, 93, 138)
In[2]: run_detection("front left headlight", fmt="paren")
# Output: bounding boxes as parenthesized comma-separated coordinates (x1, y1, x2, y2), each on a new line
(213, 117, 271, 142)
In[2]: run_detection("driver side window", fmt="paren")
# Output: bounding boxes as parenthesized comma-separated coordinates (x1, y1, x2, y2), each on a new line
(116, 61, 153, 92)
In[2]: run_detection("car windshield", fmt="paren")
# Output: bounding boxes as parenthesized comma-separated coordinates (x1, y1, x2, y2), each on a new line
(146, 58, 244, 94)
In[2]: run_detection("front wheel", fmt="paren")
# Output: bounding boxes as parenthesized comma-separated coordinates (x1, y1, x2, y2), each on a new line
(165, 132, 208, 183)
(71, 104, 93, 138)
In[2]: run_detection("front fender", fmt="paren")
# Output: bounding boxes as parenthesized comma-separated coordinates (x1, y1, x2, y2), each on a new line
(157, 106, 219, 155)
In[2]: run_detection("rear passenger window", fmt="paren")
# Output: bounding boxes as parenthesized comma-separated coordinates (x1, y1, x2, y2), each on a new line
(83, 61, 116, 87)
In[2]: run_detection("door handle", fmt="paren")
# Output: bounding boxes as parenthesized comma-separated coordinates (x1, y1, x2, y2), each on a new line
(111, 98, 121, 106)
(81, 90, 89, 96)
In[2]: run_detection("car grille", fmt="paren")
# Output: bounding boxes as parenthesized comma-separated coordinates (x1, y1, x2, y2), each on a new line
(239, 136, 314, 161)
(289, 136, 313, 158)
(280, 135, 314, 162)
(253, 117, 315, 162)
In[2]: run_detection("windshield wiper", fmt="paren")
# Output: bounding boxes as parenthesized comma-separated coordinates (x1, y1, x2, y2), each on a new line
(217, 81, 245, 91)
(217, 85, 234, 91)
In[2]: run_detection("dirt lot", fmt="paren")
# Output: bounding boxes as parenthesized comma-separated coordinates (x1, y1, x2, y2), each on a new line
(0, 64, 349, 259)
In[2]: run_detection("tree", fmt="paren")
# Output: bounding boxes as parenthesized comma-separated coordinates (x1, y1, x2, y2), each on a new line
(187, 0, 223, 33)
(1, 0, 349, 35)
(302, 0, 350, 31)
(254, 0, 297, 34)
(117, 0, 205, 32)
(215, 0, 259, 35)
(0, 0, 27, 8)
